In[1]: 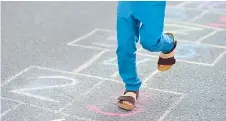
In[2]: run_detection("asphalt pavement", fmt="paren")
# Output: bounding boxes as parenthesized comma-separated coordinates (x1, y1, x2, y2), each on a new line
(1, 1, 226, 121)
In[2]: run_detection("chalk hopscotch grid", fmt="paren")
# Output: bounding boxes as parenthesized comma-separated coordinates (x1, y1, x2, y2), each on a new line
(2, 3, 225, 121)
(1, 66, 185, 121)
(67, 27, 226, 67)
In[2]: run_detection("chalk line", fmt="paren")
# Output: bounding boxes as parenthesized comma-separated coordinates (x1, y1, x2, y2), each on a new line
(147, 88, 183, 96)
(67, 29, 98, 45)
(0, 103, 22, 118)
(188, 10, 208, 22)
(196, 30, 220, 43)
(92, 42, 117, 48)
(212, 50, 226, 66)
(69, 115, 95, 121)
(95, 28, 115, 32)
(56, 80, 105, 114)
(142, 70, 159, 86)
(32, 66, 122, 84)
(179, 39, 226, 49)
(9, 75, 77, 103)
(102, 57, 117, 66)
(1, 66, 35, 87)
(171, 21, 223, 31)
(50, 119, 66, 121)
(175, 1, 192, 8)
(82, 81, 104, 96)
(9, 66, 183, 115)
(75, 73, 183, 96)
(111, 72, 119, 78)
(157, 94, 185, 121)
(110, 58, 150, 78)
(73, 50, 108, 73)
(136, 52, 214, 67)
(1, 97, 69, 115)
(10, 91, 60, 103)
(68, 44, 110, 51)
(165, 23, 204, 31)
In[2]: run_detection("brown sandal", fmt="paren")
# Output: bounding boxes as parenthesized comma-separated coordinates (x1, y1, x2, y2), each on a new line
(118, 90, 139, 111)
(157, 33, 177, 71)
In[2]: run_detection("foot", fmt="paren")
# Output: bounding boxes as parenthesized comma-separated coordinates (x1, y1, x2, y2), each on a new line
(118, 91, 139, 110)
(157, 33, 177, 71)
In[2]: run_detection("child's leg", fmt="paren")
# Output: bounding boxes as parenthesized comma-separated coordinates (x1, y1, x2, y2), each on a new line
(134, 2, 177, 71)
(116, 2, 141, 92)
(116, 2, 141, 110)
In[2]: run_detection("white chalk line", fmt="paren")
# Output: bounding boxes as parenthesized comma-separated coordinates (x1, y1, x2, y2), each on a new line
(29, 67, 183, 106)
(1, 97, 70, 117)
(167, 7, 226, 18)
(73, 38, 226, 51)
(50, 119, 66, 121)
(147, 88, 183, 96)
(170, 22, 223, 31)
(55, 81, 105, 114)
(111, 72, 119, 78)
(69, 115, 95, 121)
(92, 42, 116, 48)
(73, 50, 108, 73)
(69, 44, 110, 51)
(175, 1, 192, 8)
(10, 91, 60, 103)
(165, 23, 204, 31)
(196, 30, 220, 43)
(110, 58, 150, 78)
(157, 94, 186, 121)
(212, 50, 226, 66)
(188, 10, 208, 22)
(1, 66, 35, 87)
(1, 66, 185, 118)
(142, 70, 159, 86)
(9, 75, 77, 103)
(81, 80, 104, 96)
(102, 57, 117, 66)
(180, 39, 226, 49)
(136, 52, 214, 67)
(75, 73, 183, 96)
(67, 29, 99, 45)
(102, 57, 117, 64)
(0, 103, 22, 118)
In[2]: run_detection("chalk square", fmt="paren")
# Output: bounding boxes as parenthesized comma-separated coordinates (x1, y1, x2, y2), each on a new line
(0, 103, 65, 121)
(1, 66, 100, 111)
(68, 29, 117, 50)
(68, 27, 217, 53)
(62, 81, 183, 121)
(164, 23, 216, 43)
(201, 30, 226, 46)
(79, 50, 158, 82)
(139, 41, 225, 65)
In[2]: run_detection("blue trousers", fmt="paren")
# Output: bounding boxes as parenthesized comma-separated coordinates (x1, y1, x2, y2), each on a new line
(116, 1, 174, 91)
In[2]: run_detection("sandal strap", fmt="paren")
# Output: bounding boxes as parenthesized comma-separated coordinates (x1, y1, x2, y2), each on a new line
(124, 90, 139, 99)
(118, 90, 139, 105)
(158, 57, 176, 65)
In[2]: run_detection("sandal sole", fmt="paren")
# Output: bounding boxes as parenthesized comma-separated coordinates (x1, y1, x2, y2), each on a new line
(119, 103, 134, 110)
(157, 65, 173, 71)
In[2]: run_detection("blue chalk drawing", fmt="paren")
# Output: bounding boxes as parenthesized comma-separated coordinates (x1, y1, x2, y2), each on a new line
(175, 43, 202, 59)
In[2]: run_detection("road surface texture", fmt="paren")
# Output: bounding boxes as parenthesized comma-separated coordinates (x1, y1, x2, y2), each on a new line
(1, 1, 226, 121)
